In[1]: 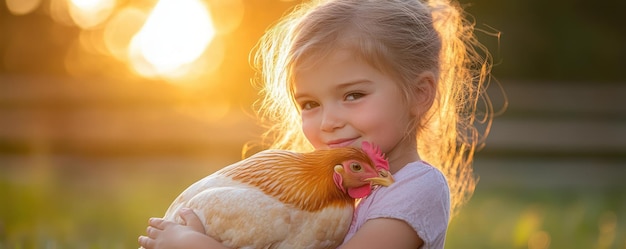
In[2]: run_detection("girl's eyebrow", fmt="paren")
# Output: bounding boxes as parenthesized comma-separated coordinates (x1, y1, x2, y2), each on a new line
(336, 79, 373, 90)
(294, 79, 373, 100)
(293, 90, 311, 101)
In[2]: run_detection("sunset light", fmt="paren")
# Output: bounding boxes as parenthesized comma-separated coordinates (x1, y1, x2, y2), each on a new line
(128, 0, 216, 79)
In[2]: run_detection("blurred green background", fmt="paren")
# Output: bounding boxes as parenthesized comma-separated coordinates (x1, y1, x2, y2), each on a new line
(1, 0, 625, 248)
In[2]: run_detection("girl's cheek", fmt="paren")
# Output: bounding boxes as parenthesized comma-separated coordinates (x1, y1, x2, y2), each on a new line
(301, 118, 325, 148)
(301, 119, 316, 140)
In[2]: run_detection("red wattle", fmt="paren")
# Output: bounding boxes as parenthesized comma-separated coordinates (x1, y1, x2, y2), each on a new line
(348, 185, 371, 198)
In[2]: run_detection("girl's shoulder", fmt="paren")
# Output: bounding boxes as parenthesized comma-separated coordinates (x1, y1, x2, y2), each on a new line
(392, 161, 449, 189)
(369, 160, 450, 209)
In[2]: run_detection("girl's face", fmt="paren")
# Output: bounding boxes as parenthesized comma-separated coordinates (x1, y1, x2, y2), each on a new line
(293, 50, 419, 169)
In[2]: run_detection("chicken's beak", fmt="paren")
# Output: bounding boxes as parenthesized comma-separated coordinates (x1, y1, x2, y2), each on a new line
(365, 169, 394, 187)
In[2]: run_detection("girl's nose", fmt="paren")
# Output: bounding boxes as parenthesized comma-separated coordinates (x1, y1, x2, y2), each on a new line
(320, 108, 344, 132)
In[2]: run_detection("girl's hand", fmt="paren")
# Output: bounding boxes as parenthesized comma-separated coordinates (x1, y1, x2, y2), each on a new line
(138, 208, 228, 249)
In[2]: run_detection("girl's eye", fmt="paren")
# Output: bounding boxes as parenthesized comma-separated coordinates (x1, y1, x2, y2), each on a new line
(300, 101, 319, 110)
(345, 92, 365, 101)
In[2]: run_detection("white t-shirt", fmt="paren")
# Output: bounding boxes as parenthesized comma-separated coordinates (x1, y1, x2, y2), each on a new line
(341, 161, 451, 249)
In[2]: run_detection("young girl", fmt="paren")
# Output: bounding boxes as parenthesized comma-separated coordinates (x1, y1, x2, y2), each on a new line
(139, 0, 492, 248)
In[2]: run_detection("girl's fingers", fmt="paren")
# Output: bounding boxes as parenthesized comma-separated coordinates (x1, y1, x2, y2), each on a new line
(179, 208, 206, 233)
(138, 235, 154, 249)
(146, 226, 161, 239)
(148, 217, 165, 229)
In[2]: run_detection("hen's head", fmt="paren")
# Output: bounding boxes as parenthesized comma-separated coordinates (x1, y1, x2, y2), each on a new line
(330, 141, 394, 198)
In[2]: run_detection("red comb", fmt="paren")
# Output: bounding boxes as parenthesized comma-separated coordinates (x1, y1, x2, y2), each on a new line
(361, 141, 389, 171)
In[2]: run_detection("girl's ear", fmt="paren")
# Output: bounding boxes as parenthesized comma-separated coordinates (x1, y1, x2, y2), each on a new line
(410, 72, 436, 117)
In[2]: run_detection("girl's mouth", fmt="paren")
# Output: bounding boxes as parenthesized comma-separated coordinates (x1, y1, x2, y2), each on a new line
(327, 138, 359, 148)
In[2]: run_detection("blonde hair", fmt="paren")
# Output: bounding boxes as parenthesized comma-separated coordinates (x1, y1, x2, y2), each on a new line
(250, 0, 493, 216)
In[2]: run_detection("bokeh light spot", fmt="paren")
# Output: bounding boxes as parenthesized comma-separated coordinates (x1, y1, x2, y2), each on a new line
(48, 0, 74, 26)
(103, 7, 147, 61)
(79, 29, 108, 56)
(68, 0, 116, 29)
(528, 231, 551, 249)
(6, 0, 42, 15)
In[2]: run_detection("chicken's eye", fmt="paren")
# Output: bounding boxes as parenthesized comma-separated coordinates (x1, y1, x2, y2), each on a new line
(350, 162, 363, 172)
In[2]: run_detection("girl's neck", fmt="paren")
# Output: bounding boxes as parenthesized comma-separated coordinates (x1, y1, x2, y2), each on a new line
(386, 138, 421, 174)
(388, 153, 420, 174)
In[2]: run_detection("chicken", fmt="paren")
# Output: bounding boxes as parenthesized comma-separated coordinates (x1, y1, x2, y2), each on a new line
(156, 141, 393, 249)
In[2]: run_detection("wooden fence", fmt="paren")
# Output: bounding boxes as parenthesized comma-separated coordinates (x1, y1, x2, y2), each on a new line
(1, 75, 625, 188)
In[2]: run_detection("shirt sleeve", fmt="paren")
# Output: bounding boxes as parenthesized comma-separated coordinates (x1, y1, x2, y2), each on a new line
(364, 165, 451, 248)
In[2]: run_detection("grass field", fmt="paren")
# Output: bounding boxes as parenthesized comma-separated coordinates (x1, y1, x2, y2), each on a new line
(1, 156, 624, 249)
